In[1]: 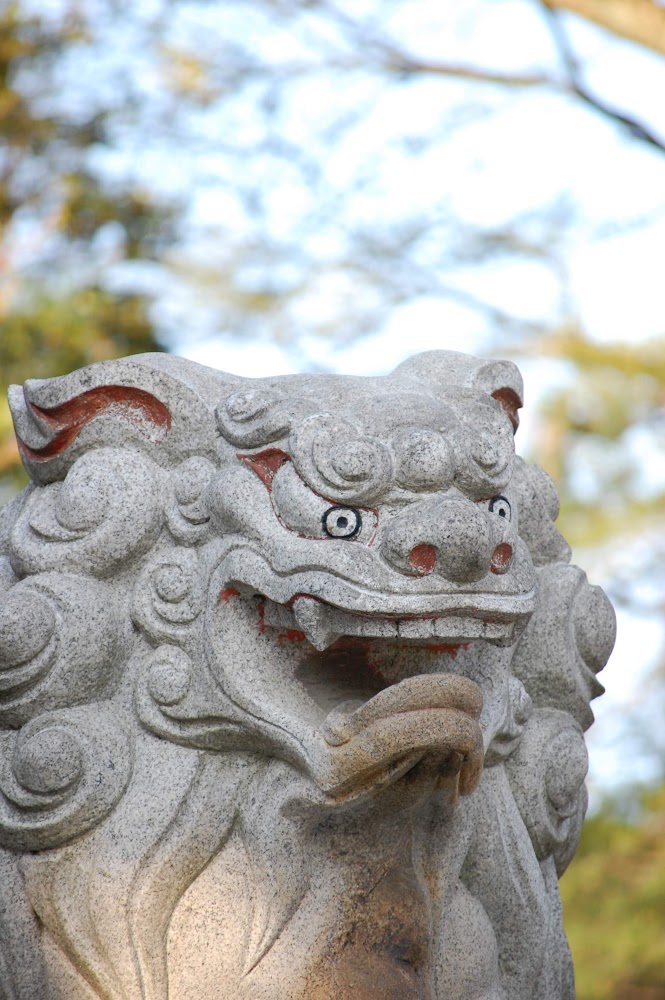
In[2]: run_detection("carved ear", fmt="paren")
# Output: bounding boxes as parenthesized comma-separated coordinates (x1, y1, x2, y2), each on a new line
(8, 356, 221, 484)
(489, 387, 521, 432)
(10, 384, 171, 464)
(468, 360, 523, 433)
(391, 351, 523, 433)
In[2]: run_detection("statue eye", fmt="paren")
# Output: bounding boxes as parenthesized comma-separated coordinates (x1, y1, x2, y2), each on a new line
(488, 495, 512, 521)
(322, 506, 362, 539)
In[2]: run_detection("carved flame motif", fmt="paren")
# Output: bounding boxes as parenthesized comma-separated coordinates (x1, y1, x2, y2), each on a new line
(0, 351, 615, 1000)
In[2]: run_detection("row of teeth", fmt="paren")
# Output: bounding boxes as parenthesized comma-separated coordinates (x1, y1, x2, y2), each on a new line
(263, 596, 516, 651)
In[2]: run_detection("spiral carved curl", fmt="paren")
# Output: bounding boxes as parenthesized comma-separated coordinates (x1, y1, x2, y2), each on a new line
(10, 447, 163, 578)
(0, 704, 132, 852)
(289, 413, 394, 504)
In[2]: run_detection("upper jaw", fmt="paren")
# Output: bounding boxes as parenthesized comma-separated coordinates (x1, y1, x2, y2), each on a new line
(215, 545, 537, 651)
(265, 593, 535, 651)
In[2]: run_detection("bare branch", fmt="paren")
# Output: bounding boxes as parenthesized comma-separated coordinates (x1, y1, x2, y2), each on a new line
(542, 4, 665, 153)
(313, 0, 665, 154)
(382, 56, 555, 89)
(312, 0, 561, 88)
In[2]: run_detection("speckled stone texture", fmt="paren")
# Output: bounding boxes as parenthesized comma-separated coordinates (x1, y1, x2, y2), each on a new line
(0, 350, 615, 1000)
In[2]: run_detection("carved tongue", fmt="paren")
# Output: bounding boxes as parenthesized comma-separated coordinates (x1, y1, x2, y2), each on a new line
(323, 673, 482, 746)
(292, 596, 339, 651)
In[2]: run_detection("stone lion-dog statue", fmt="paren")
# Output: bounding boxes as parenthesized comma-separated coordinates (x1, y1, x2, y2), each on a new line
(0, 350, 615, 999)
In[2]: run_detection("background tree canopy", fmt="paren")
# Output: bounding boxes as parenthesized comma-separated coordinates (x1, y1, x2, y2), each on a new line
(2, 2, 665, 995)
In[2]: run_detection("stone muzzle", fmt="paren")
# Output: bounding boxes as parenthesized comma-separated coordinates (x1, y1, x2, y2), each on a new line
(380, 495, 503, 584)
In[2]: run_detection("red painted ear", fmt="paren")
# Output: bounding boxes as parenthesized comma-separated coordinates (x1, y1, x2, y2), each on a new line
(491, 388, 522, 433)
(17, 386, 171, 461)
(238, 448, 291, 490)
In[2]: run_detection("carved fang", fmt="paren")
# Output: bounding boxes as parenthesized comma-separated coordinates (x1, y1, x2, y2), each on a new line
(292, 597, 339, 651)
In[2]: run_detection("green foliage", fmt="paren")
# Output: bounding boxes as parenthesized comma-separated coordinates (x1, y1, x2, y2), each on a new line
(562, 787, 665, 999)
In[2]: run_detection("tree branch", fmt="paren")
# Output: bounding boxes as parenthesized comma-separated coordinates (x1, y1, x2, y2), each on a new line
(542, 4, 665, 153)
(385, 39, 665, 154)
(383, 56, 555, 89)
(314, 0, 665, 154)
(542, 0, 665, 59)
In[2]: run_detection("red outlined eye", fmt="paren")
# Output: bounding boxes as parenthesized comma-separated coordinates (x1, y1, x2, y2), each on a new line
(322, 506, 362, 539)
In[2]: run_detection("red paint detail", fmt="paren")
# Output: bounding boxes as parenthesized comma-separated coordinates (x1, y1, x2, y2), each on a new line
(257, 599, 266, 634)
(286, 592, 322, 608)
(277, 629, 306, 644)
(409, 544, 437, 575)
(490, 542, 513, 575)
(423, 643, 460, 656)
(17, 386, 171, 462)
(491, 387, 522, 433)
(219, 587, 240, 603)
(238, 448, 290, 490)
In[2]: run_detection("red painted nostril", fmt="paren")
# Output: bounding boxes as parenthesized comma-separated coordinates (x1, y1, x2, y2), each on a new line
(490, 542, 513, 574)
(409, 544, 437, 575)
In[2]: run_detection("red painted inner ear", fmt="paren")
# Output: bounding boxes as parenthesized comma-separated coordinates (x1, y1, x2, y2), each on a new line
(18, 386, 171, 461)
(238, 448, 290, 490)
(491, 387, 522, 433)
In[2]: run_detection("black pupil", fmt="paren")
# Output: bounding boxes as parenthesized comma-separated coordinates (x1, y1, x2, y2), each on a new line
(337, 516, 349, 529)
(499, 509, 506, 518)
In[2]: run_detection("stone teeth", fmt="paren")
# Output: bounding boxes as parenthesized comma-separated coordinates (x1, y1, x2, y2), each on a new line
(349, 617, 398, 639)
(397, 619, 437, 639)
(433, 617, 478, 640)
(292, 597, 339, 651)
(268, 598, 514, 646)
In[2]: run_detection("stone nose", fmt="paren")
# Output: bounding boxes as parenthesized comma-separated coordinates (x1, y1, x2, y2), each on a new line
(381, 497, 508, 584)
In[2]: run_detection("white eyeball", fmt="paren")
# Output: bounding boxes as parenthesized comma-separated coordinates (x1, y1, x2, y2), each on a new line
(488, 495, 512, 521)
(322, 506, 362, 539)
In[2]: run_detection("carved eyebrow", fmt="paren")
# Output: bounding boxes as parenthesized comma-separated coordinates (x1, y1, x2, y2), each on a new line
(237, 448, 291, 491)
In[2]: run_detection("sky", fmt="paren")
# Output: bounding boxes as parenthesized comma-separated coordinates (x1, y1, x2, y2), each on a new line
(162, 0, 665, 373)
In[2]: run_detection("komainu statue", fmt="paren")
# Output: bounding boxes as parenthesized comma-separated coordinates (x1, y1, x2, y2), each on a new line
(0, 350, 615, 1000)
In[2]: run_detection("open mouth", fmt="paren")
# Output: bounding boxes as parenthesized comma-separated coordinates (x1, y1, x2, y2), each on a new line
(210, 573, 533, 797)
(202, 587, 502, 800)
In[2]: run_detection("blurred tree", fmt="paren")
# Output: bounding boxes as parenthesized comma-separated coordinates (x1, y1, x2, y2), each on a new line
(561, 786, 665, 1000)
(0, 2, 173, 500)
(520, 328, 665, 553)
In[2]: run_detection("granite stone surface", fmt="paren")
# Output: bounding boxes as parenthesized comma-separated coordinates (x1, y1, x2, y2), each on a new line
(0, 350, 616, 999)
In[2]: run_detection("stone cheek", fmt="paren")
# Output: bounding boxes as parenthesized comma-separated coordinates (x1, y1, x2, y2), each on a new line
(0, 349, 615, 1000)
